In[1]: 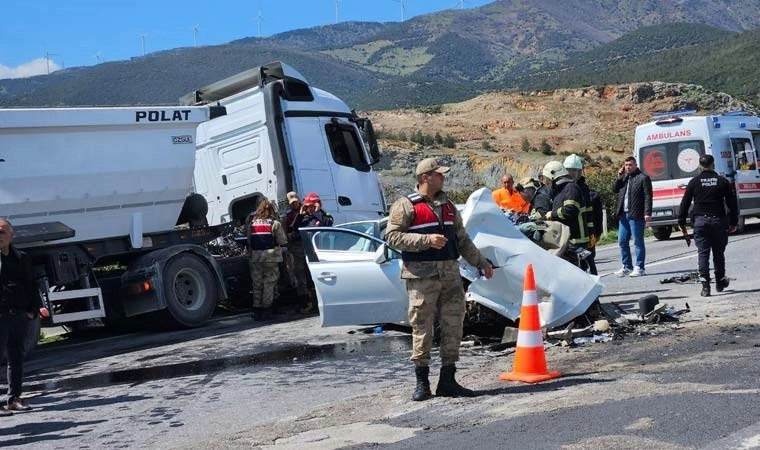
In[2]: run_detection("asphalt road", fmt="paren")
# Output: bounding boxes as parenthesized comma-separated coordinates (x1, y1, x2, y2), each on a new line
(1, 222, 759, 449)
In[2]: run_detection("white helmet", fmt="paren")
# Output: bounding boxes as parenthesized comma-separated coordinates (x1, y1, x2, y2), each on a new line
(542, 161, 568, 181)
(563, 154, 584, 170)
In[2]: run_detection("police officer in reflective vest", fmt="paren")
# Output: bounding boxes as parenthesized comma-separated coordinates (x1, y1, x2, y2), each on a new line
(386, 158, 494, 401)
(677, 154, 738, 297)
(246, 199, 288, 320)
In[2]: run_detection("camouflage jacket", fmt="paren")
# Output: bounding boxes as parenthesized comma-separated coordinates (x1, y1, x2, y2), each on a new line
(385, 189, 489, 280)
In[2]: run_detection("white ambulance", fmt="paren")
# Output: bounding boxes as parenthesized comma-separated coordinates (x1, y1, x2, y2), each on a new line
(634, 110, 760, 239)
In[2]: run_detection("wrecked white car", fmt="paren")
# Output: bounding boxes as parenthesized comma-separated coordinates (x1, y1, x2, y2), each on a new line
(298, 188, 603, 329)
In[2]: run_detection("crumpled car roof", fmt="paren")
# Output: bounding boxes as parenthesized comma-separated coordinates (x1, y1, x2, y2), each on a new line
(459, 188, 603, 328)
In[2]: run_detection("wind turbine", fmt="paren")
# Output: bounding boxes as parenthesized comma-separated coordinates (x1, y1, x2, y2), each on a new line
(453, 0, 471, 9)
(392, 0, 407, 21)
(257, 9, 264, 37)
(334, 0, 343, 24)
(193, 25, 200, 47)
(139, 33, 148, 56)
(93, 51, 103, 64)
(45, 51, 58, 74)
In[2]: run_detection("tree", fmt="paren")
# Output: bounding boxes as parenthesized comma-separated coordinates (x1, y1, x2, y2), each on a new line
(521, 137, 531, 152)
(539, 139, 554, 155)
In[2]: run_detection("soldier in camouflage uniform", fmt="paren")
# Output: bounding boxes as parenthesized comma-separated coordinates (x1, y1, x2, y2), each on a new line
(246, 199, 288, 321)
(386, 158, 494, 401)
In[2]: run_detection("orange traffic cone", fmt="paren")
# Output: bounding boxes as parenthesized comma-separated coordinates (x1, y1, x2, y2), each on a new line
(499, 264, 560, 383)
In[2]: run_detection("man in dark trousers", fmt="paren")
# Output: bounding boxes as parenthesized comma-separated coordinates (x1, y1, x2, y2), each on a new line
(0, 218, 41, 415)
(677, 155, 738, 297)
(289, 192, 334, 313)
(613, 156, 652, 277)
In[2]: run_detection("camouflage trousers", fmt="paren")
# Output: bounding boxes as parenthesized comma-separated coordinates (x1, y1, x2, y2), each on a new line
(289, 242, 315, 301)
(250, 261, 280, 308)
(406, 277, 466, 367)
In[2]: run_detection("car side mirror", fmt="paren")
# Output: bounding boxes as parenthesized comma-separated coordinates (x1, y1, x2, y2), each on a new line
(374, 243, 390, 264)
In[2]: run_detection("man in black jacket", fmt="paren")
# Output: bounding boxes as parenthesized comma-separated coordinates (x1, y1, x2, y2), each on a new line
(0, 218, 41, 415)
(677, 155, 738, 297)
(613, 156, 653, 277)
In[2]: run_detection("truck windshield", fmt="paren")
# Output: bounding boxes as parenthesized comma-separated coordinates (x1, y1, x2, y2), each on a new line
(325, 122, 371, 173)
(640, 140, 705, 181)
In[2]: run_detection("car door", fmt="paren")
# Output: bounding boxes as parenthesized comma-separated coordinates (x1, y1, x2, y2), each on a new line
(298, 226, 408, 327)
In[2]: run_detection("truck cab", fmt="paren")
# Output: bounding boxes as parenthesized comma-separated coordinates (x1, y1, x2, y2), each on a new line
(187, 62, 385, 227)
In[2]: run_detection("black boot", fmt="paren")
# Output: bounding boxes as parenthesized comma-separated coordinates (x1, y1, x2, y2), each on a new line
(412, 366, 432, 401)
(251, 308, 262, 320)
(716, 277, 730, 293)
(700, 282, 711, 297)
(436, 365, 476, 398)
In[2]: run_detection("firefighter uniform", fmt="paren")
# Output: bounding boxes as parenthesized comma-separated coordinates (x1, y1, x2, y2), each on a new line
(677, 158, 738, 296)
(386, 191, 490, 368)
(547, 176, 590, 251)
(247, 216, 287, 313)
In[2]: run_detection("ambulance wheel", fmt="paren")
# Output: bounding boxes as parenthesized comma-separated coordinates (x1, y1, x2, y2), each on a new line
(652, 226, 672, 241)
(163, 253, 218, 328)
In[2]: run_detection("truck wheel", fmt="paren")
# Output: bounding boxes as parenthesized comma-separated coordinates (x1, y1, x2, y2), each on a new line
(163, 253, 217, 327)
(652, 226, 672, 241)
(25, 316, 41, 356)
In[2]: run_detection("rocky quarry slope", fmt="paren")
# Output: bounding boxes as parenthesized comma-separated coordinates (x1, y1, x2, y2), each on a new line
(367, 82, 754, 202)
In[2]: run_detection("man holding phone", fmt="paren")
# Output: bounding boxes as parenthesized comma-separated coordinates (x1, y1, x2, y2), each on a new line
(612, 157, 652, 277)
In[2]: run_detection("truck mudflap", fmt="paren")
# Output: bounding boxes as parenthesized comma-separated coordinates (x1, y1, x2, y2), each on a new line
(119, 244, 228, 326)
(460, 188, 603, 329)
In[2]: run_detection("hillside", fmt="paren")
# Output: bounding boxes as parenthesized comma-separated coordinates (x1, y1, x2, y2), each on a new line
(2, 0, 760, 109)
(367, 82, 756, 202)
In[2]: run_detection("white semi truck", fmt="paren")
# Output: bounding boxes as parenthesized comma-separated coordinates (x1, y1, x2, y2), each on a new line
(0, 62, 385, 341)
(634, 110, 760, 239)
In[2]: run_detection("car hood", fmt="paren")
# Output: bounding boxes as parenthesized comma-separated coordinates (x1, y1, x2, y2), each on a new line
(459, 188, 603, 329)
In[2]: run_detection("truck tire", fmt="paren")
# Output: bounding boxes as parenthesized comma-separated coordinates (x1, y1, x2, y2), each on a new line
(652, 226, 672, 241)
(163, 253, 218, 327)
